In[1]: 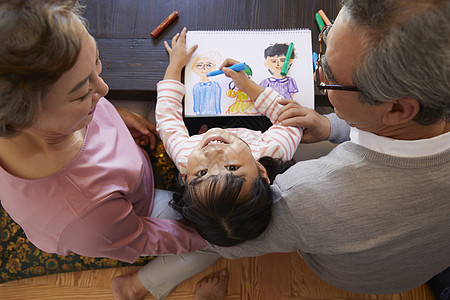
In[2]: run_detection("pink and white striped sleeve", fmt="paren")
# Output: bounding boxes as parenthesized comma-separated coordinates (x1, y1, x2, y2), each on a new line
(253, 88, 303, 160)
(155, 80, 190, 170)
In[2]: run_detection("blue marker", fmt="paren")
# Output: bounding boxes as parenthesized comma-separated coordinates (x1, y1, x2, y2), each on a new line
(312, 51, 319, 72)
(206, 62, 247, 77)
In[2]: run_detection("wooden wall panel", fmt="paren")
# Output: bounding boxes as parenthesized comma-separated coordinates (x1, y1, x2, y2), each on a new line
(81, 0, 340, 92)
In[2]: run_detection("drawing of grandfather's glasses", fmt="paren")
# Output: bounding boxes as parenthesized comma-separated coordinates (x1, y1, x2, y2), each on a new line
(195, 62, 216, 70)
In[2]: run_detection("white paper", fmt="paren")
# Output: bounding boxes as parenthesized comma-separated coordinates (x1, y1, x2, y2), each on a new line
(184, 29, 314, 117)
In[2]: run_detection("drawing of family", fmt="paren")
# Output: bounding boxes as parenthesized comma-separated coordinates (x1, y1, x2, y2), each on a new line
(190, 43, 298, 116)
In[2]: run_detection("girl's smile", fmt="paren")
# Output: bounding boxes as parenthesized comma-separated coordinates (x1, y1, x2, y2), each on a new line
(187, 128, 268, 199)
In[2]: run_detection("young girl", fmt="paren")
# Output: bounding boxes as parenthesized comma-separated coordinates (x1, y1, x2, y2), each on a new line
(156, 28, 302, 247)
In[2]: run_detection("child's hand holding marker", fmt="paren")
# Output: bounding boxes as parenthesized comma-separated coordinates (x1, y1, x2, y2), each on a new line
(206, 62, 247, 77)
(219, 58, 265, 101)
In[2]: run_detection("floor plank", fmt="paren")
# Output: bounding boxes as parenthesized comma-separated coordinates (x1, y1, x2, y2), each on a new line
(0, 253, 434, 300)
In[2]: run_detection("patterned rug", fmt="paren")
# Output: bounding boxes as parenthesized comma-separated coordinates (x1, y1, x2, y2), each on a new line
(0, 139, 179, 283)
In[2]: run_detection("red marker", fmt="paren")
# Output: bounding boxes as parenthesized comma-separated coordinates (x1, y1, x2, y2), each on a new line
(151, 11, 179, 39)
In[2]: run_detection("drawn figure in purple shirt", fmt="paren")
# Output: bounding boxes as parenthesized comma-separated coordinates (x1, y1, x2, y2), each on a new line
(259, 43, 298, 100)
(191, 51, 222, 115)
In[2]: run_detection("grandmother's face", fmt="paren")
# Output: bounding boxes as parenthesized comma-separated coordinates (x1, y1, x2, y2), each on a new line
(29, 23, 109, 138)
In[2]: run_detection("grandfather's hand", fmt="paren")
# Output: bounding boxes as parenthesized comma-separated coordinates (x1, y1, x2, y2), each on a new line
(277, 98, 331, 143)
(116, 107, 158, 149)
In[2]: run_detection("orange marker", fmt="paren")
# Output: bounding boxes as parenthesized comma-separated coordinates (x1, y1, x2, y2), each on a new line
(151, 11, 179, 39)
(317, 9, 332, 26)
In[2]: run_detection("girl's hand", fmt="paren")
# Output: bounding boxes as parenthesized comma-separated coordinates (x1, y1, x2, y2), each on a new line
(220, 58, 264, 100)
(163, 27, 198, 80)
(116, 107, 158, 149)
(277, 98, 331, 143)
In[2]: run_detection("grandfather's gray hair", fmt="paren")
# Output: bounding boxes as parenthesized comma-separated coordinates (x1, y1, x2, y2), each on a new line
(340, 0, 449, 125)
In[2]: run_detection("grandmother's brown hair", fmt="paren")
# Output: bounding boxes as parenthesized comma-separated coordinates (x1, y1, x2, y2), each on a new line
(0, 0, 87, 137)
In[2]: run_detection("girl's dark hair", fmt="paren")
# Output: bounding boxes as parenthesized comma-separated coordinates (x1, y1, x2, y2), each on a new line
(258, 156, 295, 183)
(170, 156, 295, 246)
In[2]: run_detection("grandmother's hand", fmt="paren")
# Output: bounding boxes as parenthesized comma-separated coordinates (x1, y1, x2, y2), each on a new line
(116, 107, 158, 149)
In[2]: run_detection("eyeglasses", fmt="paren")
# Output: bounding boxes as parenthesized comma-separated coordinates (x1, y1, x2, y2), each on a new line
(316, 24, 359, 95)
(195, 62, 216, 70)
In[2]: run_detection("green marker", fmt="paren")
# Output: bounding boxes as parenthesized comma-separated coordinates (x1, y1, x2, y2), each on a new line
(315, 12, 325, 31)
(280, 42, 294, 76)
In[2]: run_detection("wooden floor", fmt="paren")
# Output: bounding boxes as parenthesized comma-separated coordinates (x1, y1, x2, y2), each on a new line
(0, 252, 434, 300)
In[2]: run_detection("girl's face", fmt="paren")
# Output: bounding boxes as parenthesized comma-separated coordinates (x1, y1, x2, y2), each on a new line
(187, 128, 269, 199)
(27, 24, 109, 139)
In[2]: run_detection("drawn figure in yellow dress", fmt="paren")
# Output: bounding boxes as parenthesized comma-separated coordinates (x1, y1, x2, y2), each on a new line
(226, 65, 259, 115)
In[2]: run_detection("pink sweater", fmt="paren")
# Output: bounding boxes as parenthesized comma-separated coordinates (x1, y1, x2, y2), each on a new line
(156, 80, 302, 175)
(0, 98, 206, 263)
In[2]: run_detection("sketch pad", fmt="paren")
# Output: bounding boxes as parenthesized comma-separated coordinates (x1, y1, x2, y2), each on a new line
(185, 29, 314, 117)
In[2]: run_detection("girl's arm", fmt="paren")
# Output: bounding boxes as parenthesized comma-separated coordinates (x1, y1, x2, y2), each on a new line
(219, 59, 302, 160)
(220, 58, 265, 100)
(253, 88, 303, 161)
(155, 80, 190, 168)
(156, 28, 198, 170)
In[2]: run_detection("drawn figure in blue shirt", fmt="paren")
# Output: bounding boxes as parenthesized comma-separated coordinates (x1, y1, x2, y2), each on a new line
(259, 43, 298, 100)
(191, 51, 223, 115)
